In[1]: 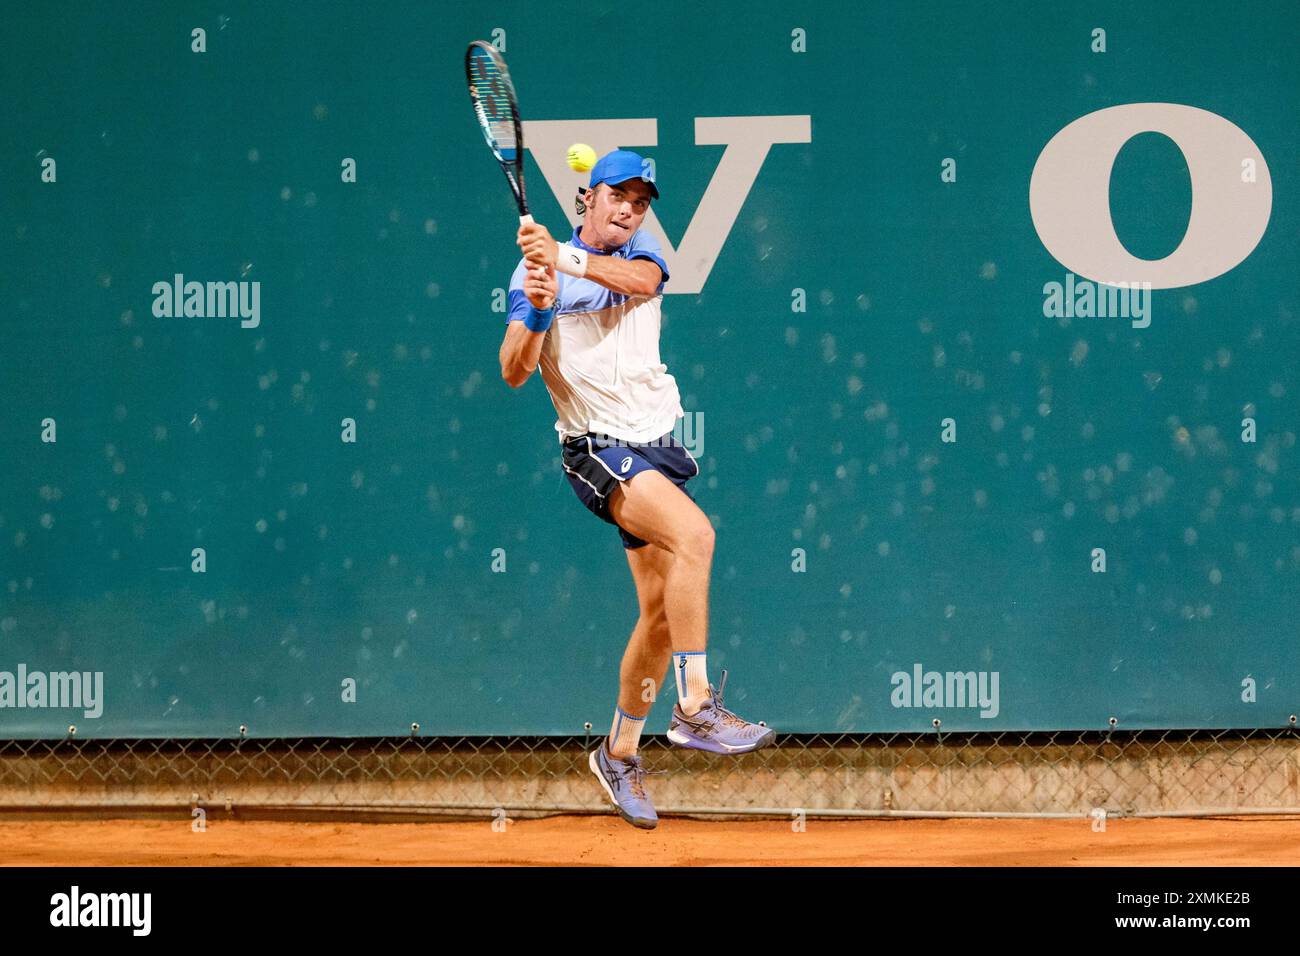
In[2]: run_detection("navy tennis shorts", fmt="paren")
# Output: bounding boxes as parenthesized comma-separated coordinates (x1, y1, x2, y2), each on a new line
(561, 430, 700, 549)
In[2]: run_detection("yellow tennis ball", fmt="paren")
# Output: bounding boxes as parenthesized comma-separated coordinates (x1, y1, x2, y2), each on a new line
(566, 143, 597, 173)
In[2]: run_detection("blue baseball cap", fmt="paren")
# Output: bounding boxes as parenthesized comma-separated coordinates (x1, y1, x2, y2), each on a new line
(588, 149, 659, 200)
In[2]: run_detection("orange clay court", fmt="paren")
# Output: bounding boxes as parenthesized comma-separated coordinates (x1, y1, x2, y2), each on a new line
(3, 816, 1297, 866)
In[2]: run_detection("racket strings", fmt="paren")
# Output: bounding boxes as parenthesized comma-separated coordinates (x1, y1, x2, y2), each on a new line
(465, 41, 527, 213)
(468, 53, 518, 157)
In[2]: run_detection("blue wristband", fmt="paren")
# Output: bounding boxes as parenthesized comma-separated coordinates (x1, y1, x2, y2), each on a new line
(524, 305, 555, 332)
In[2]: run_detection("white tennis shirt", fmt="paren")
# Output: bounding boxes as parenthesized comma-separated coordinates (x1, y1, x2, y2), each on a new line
(507, 226, 682, 444)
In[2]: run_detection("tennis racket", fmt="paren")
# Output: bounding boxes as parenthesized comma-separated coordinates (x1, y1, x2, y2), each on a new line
(465, 41, 532, 226)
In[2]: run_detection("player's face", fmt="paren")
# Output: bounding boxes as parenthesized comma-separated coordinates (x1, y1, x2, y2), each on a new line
(585, 180, 652, 249)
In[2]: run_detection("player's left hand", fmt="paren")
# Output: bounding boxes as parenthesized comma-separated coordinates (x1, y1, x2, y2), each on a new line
(517, 222, 558, 268)
(523, 263, 558, 310)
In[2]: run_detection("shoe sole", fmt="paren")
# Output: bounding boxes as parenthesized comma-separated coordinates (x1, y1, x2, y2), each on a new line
(667, 726, 777, 754)
(588, 749, 657, 830)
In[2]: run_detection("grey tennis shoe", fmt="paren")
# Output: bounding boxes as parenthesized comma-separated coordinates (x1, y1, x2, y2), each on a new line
(589, 743, 661, 829)
(667, 670, 775, 754)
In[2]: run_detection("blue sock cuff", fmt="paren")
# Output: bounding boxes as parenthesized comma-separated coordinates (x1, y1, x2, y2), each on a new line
(615, 706, 645, 722)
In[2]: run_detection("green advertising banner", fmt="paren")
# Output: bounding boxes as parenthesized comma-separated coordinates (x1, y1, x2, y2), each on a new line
(1, 1, 1296, 737)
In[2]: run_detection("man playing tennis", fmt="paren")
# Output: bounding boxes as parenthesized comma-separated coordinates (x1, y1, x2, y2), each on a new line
(501, 149, 774, 829)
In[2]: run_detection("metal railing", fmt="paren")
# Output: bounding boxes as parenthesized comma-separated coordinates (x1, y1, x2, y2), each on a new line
(1, 728, 1297, 819)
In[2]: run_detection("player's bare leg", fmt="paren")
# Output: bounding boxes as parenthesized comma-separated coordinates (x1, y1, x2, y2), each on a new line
(618, 543, 675, 717)
(608, 469, 714, 653)
(602, 542, 674, 762)
(614, 618, 673, 722)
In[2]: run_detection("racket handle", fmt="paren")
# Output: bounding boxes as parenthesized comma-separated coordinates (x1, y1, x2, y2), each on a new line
(519, 213, 534, 225)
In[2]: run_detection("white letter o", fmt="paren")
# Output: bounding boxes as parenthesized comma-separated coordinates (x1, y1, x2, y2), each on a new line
(1030, 103, 1272, 290)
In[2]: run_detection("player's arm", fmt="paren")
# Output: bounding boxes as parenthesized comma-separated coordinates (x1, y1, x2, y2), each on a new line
(499, 263, 557, 389)
(517, 223, 662, 297)
(583, 255, 662, 297)
(499, 319, 544, 389)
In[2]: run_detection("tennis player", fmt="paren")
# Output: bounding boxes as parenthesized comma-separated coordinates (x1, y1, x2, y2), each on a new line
(501, 150, 774, 829)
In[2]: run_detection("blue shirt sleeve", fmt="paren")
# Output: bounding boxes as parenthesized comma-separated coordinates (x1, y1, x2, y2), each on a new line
(506, 258, 531, 324)
(625, 230, 669, 293)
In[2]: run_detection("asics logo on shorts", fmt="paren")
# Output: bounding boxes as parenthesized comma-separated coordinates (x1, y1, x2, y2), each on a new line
(620, 456, 633, 473)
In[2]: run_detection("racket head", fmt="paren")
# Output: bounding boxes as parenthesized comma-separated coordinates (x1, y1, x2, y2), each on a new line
(465, 41, 528, 216)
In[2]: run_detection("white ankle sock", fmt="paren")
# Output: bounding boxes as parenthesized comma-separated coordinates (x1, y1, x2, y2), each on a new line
(673, 651, 710, 716)
(607, 706, 646, 758)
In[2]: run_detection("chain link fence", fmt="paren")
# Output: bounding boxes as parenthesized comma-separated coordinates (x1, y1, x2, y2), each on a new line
(2, 726, 1298, 820)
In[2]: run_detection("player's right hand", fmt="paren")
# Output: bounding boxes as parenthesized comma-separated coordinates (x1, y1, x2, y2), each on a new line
(524, 263, 558, 310)
(517, 221, 558, 268)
